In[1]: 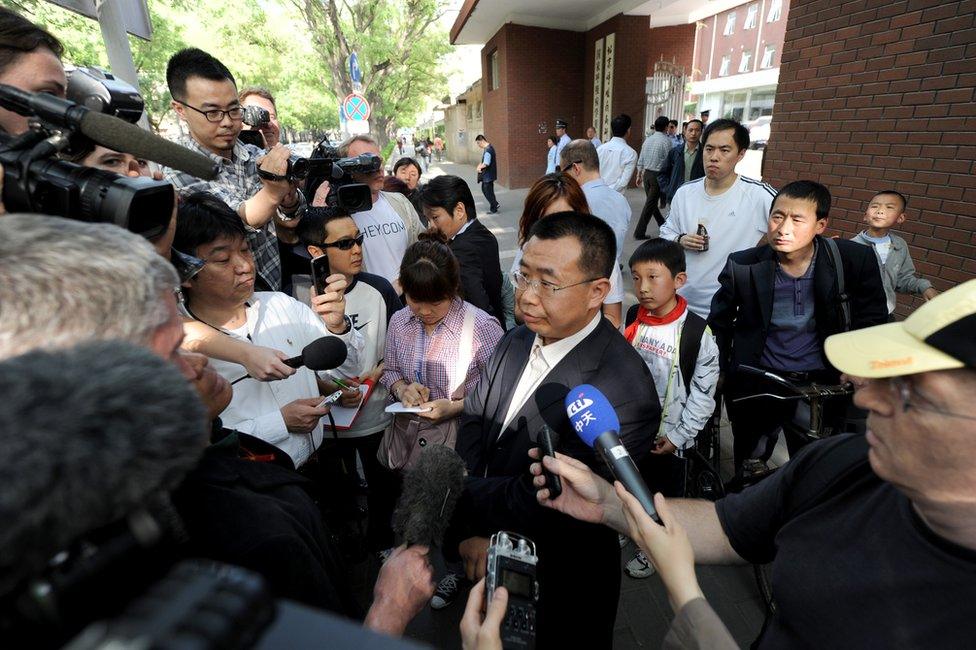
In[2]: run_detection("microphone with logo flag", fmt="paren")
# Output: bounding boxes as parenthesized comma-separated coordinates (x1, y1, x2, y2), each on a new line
(564, 384, 660, 522)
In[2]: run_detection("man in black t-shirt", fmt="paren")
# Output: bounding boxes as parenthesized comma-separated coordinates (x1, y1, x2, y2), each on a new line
(529, 278, 976, 647)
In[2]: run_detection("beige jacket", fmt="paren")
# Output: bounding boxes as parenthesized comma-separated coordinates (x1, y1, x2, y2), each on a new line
(380, 190, 424, 245)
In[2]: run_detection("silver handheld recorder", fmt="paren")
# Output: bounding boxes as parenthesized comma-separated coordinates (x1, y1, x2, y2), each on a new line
(485, 531, 539, 650)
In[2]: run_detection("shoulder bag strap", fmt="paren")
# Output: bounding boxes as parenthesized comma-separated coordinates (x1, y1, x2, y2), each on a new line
(824, 237, 852, 332)
(450, 304, 477, 399)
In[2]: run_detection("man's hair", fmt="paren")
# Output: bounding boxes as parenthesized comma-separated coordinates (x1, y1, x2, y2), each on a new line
(239, 86, 276, 108)
(527, 211, 615, 280)
(297, 210, 355, 247)
(872, 190, 908, 212)
(702, 118, 750, 150)
(629, 238, 686, 276)
(0, 215, 178, 358)
(420, 175, 476, 222)
(685, 119, 703, 131)
(393, 157, 423, 177)
(610, 114, 632, 137)
(399, 236, 461, 303)
(559, 139, 599, 171)
(337, 134, 378, 157)
(475, 134, 487, 142)
(668, 119, 678, 128)
(0, 8, 64, 77)
(773, 180, 832, 220)
(654, 116, 670, 132)
(173, 192, 247, 256)
(166, 48, 236, 102)
(518, 173, 589, 245)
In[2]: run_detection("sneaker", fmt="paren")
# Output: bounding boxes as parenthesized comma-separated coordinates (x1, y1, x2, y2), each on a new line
(618, 533, 629, 549)
(741, 458, 770, 478)
(377, 547, 394, 564)
(430, 572, 462, 610)
(625, 550, 656, 579)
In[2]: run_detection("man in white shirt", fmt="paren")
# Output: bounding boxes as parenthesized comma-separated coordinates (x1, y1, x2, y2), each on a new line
(635, 115, 675, 238)
(597, 113, 638, 192)
(554, 118, 572, 168)
(660, 118, 777, 317)
(561, 139, 630, 327)
(339, 135, 424, 288)
(175, 192, 364, 469)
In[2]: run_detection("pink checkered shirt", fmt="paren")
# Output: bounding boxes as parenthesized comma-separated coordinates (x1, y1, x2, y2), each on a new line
(381, 298, 502, 400)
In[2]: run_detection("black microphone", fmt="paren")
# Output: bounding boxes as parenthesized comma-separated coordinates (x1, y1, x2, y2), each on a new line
(0, 340, 209, 593)
(230, 336, 349, 384)
(393, 445, 466, 547)
(564, 384, 660, 523)
(0, 84, 218, 180)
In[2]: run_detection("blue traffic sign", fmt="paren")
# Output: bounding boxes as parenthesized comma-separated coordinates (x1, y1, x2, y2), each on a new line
(349, 52, 362, 83)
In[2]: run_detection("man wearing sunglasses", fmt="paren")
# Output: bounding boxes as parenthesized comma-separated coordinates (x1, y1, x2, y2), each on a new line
(164, 48, 304, 294)
(299, 209, 403, 554)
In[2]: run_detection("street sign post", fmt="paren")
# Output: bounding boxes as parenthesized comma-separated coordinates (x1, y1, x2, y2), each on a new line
(342, 93, 371, 122)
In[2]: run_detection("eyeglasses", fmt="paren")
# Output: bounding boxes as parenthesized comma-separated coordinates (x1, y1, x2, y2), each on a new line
(561, 160, 582, 171)
(510, 269, 601, 298)
(320, 234, 365, 251)
(176, 100, 244, 123)
(889, 376, 976, 421)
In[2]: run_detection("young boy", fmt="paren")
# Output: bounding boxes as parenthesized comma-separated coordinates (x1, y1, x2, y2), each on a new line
(622, 238, 720, 578)
(851, 190, 938, 316)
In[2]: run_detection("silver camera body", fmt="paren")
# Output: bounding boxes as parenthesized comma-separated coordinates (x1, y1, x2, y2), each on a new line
(485, 531, 539, 650)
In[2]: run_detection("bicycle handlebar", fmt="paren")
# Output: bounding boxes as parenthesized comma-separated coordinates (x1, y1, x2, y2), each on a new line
(733, 364, 853, 402)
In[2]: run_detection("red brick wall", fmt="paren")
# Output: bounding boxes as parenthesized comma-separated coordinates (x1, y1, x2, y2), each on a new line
(481, 24, 585, 189)
(695, 1, 791, 79)
(765, 0, 976, 316)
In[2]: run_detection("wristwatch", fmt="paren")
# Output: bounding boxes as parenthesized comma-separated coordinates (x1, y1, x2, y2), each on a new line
(677, 233, 686, 244)
(276, 191, 307, 222)
(331, 315, 352, 335)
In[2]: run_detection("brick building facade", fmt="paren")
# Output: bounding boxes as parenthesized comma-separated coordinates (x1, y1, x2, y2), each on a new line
(765, 0, 976, 312)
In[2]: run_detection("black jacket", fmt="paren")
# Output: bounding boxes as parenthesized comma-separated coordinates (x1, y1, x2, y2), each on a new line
(450, 218, 506, 328)
(449, 317, 660, 648)
(658, 143, 704, 204)
(708, 236, 887, 374)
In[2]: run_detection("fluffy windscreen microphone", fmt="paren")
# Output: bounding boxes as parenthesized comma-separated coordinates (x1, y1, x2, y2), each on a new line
(79, 111, 219, 180)
(284, 335, 348, 370)
(0, 341, 209, 591)
(393, 445, 466, 548)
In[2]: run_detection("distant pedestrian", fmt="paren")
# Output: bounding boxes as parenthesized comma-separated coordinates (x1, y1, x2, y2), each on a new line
(597, 114, 638, 193)
(635, 115, 673, 238)
(545, 135, 558, 174)
(475, 134, 499, 214)
(554, 119, 571, 167)
(586, 125, 601, 148)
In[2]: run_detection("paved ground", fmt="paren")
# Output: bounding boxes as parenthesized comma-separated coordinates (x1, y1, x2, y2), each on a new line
(354, 153, 775, 648)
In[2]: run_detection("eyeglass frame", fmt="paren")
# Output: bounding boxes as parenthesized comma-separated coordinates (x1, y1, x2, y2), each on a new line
(318, 233, 365, 251)
(175, 99, 245, 123)
(889, 375, 976, 422)
(510, 269, 603, 299)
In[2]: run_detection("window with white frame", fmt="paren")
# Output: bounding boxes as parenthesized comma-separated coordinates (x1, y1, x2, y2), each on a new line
(761, 46, 776, 69)
(489, 49, 500, 91)
(745, 4, 759, 29)
(719, 55, 731, 77)
(768, 0, 783, 22)
(724, 12, 736, 35)
(739, 50, 753, 73)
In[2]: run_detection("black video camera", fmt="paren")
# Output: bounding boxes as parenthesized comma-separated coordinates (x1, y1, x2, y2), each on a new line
(242, 104, 271, 129)
(0, 77, 173, 240)
(297, 140, 379, 215)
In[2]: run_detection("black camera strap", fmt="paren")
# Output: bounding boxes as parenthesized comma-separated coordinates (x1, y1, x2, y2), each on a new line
(257, 168, 288, 183)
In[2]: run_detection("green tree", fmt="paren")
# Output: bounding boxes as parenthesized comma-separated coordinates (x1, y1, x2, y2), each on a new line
(289, 0, 451, 147)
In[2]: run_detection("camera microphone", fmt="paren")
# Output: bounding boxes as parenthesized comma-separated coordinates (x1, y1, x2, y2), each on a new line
(0, 84, 218, 180)
(393, 445, 466, 547)
(564, 384, 660, 523)
(230, 336, 348, 384)
(0, 341, 209, 595)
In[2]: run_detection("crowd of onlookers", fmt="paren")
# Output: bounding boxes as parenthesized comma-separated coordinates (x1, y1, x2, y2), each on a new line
(2, 6, 975, 649)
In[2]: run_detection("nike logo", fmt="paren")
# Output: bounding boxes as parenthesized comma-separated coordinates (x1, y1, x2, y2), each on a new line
(354, 321, 371, 330)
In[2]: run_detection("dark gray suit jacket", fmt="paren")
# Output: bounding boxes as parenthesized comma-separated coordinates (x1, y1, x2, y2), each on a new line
(450, 316, 660, 648)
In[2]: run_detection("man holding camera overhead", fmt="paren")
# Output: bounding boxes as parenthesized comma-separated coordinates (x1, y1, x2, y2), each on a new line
(164, 48, 305, 292)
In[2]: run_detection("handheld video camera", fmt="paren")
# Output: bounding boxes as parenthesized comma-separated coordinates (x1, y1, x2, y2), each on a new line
(298, 140, 379, 215)
(242, 104, 270, 129)
(0, 71, 173, 241)
(485, 531, 539, 650)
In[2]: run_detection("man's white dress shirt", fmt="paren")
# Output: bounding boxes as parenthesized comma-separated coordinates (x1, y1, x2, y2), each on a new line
(597, 137, 638, 192)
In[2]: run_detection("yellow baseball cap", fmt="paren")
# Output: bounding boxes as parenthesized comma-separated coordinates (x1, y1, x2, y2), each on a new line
(825, 279, 976, 378)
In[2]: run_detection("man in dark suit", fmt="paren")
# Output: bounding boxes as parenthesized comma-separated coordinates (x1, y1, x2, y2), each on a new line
(434, 213, 660, 647)
(420, 174, 505, 327)
(475, 134, 499, 213)
(657, 119, 705, 206)
(708, 180, 887, 473)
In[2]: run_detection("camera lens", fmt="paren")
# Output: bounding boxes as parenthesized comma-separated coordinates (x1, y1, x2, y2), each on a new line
(288, 157, 309, 180)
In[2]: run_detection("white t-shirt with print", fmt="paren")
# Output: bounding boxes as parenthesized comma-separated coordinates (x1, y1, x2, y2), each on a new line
(353, 194, 409, 285)
(660, 176, 776, 317)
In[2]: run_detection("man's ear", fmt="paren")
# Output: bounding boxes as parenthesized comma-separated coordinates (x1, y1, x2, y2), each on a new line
(171, 99, 186, 121)
(674, 271, 688, 290)
(815, 218, 829, 235)
(587, 278, 611, 310)
(454, 202, 467, 221)
(308, 245, 325, 258)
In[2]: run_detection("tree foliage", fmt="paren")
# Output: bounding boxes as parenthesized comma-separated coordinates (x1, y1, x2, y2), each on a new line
(1, 0, 449, 139)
